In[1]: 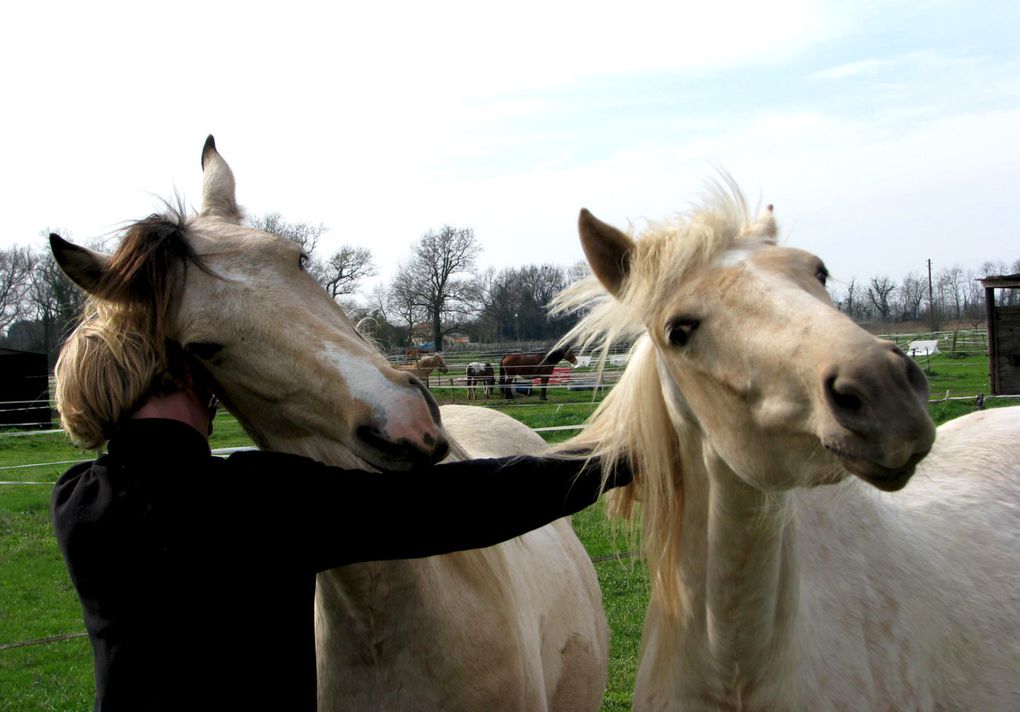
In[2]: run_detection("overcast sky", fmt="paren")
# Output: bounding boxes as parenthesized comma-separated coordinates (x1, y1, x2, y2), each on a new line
(4, 0, 1018, 296)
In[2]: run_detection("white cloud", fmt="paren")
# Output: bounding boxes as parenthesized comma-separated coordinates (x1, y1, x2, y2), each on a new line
(811, 50, 979, 80)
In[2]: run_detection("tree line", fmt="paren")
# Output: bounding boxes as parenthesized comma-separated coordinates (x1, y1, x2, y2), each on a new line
(2, 213, 1016, 363)
(0, 215, 586, 362)
(830, 259, 1020, 328)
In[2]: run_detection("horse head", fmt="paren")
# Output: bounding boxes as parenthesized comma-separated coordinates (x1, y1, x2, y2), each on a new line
(52, 136, 447, 471)
(432, 355, 449, 374)
(565, 191, 935, 494)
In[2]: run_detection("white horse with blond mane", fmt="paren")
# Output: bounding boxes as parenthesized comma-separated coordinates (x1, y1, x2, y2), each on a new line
(51, 137, 608, 711)
(555, 186, 1020, 710)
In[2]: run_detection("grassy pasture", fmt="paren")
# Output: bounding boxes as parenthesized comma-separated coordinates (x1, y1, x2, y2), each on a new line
(0, 348, 1013, 710)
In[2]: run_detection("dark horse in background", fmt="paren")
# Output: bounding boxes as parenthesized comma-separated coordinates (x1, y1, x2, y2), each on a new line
(499, 346, 577, 400)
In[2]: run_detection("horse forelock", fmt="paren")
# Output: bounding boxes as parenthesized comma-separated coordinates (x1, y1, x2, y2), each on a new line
(553, 181, 758, 352)
(93, 204, 207, 347)
(631, 185, 760, 311)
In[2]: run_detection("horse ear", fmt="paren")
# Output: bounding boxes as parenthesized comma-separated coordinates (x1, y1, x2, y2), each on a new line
(50, 233, 111, 294)
(742, 203, 777, 243)
(199, 135, 241, 224)
(578, 208, 634, 297)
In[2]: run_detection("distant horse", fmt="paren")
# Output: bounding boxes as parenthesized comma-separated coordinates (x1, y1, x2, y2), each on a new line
(554, 187, 1020, 710)
(52, 136, 609, 712)
(405, 346, 429, 362)
(394, 354, 448, 388)
(465, 362, 495, 399)
(500, 346, 576, 400)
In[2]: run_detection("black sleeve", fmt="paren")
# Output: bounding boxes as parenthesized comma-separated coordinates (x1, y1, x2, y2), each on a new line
(226, 450, 630, 571)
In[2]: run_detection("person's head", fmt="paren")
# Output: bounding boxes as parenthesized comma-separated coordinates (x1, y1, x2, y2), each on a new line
(55, 303, 214, 449)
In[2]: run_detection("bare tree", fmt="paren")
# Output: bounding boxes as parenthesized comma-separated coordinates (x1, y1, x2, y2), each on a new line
(837, 278, 860, 320)
(387, 264, 428, 347)
(476, 266, 524, 341)
(899, 272, 927, 322)
(361, 284, 405, 350)
(0, 245, 33, 335)
(936, 265, 966, 321)
(249, 212, 326, 256)
(318, 246, 377, 300)
(401, 226, 482, 351)
(26, 247, 86, 361)
(866, 276, 897, 321)
(516, 264, 570, 340)
(566, 260, 591, 284)
(250, 212, 376, 301)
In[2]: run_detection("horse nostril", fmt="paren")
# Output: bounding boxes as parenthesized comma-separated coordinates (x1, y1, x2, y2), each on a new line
(825, 374, 865, 416)
(432, 437, 450, 462)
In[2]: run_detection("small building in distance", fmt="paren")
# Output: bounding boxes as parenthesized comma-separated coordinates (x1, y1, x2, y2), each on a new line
(0, 348, 51, 428)
(981, 273, 1020, 395)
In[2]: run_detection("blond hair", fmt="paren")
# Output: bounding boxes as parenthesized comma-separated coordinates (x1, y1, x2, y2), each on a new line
(55, 306, 169, 449)
(54, 210, 204, 449)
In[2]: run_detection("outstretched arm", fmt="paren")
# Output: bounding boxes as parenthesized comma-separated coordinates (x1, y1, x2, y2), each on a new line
(229, 450, 630, 571)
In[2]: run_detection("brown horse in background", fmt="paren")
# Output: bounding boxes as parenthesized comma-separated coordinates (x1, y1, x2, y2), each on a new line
(499, 346, 577, 400)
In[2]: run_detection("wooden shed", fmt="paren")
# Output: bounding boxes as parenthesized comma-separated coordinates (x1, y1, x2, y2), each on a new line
(0, 348, 51, 428)
(981, 273, 1020, 395)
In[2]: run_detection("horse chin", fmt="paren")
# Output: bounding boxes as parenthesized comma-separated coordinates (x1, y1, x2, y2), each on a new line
(834, 450, 928, 492)
(352, 427, 451, 472)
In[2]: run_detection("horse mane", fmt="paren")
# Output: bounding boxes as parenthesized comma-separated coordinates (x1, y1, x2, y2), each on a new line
(92, 205, 206, 345)
(551, 179, 767, 612)
(540, 345, 570, 365)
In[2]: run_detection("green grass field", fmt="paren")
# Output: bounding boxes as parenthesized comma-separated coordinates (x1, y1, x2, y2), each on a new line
(0, 348, 1013, 710)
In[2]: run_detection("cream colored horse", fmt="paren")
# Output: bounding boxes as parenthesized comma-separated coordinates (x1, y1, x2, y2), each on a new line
(555, 185, 1020, 711)
(52, 137, 608, 711)
(393, 353, 449, 388)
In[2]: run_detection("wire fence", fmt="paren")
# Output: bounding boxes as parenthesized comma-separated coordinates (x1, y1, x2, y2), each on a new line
(0, 329, 1012, 653)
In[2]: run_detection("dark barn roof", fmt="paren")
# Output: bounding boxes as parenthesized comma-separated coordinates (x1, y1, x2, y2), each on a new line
(980, 273, 1020, 289)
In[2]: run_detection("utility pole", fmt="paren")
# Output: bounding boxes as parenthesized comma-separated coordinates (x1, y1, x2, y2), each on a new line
(927, 258, 936, 334)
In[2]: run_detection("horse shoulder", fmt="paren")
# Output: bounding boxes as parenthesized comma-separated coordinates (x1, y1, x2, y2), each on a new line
(791, 441, 1020, 707)
(437, 404, 610, 709)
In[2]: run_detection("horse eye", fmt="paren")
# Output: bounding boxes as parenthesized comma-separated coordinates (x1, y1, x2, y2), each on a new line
(666, 319, 699, 347)
(299, 253, 310, 271)
(186, 342, 223, 360)
(816, 264, 829, 286)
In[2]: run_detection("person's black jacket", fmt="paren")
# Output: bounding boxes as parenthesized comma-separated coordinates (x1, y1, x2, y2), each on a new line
(51, 418, 628, 712)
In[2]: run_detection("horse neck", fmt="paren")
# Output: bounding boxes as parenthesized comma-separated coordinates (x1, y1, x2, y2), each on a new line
(540, 348, 563, 365)
(311, 434, 506, 616)
(645, 423, 803, 708)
